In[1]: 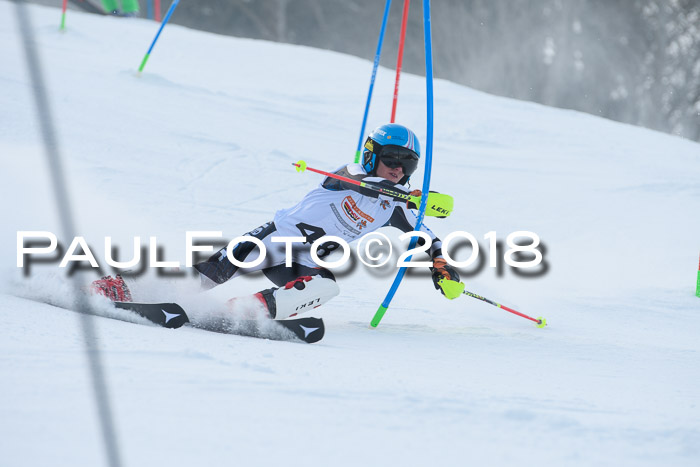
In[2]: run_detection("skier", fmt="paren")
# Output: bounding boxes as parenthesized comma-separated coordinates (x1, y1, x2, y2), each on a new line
(92, 124, 460, 320)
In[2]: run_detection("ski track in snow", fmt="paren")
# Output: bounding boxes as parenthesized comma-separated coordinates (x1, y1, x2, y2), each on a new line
(1, 2, 700, 466)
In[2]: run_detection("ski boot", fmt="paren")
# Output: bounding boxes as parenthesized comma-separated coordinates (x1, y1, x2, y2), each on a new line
(228, 276, 339, 320)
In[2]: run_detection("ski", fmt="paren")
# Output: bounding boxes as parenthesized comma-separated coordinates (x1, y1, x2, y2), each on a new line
(114, 301, 190, 329)
(279, 316, 325, 343)
(228, 316, 325, 344)
(113, 301, 324, 343)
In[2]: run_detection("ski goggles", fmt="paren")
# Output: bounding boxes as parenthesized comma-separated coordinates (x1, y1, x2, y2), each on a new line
(367, 142, 420, 176)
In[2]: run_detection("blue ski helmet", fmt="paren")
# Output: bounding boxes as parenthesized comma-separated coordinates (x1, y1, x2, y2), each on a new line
(362, 123, 421, 184)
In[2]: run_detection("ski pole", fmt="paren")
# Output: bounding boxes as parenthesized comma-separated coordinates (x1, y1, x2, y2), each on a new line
(294, 160, 413, 201)
(137, 0, 179, 73)
(461, 288, 547, 328)
(390, 0, 410, 123)
(292, 160, 452, 217)
(354, 0, 392, 163)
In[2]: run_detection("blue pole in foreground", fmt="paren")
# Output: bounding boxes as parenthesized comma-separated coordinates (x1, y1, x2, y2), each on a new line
(138, 0, 180, 73)
(354, 0, 392, 163)
(371, 0, 434, 328)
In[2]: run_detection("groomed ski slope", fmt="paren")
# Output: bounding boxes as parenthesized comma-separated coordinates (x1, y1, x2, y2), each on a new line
(1, 3, 699, 466)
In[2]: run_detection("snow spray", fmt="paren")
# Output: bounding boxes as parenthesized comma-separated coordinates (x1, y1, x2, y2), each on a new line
(137, 0, 179, 73)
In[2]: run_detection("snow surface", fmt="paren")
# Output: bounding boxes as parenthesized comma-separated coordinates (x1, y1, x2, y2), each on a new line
(2, 2, 700, 466)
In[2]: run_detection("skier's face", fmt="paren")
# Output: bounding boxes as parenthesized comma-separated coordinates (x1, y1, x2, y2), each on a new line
(376, 159, 404, 183)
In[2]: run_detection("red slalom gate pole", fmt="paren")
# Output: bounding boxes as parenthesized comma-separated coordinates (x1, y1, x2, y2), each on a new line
(155, 0, 162, 21)
(462, 289, 547, 328)
(390, 0, 410, 123)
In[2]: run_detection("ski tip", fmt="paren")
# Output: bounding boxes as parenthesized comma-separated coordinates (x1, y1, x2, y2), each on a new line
(276, 317, 324, 343)
(301, 325, 324, 343)
(298, 318, 324, 343)
(114, 302, 189, 329)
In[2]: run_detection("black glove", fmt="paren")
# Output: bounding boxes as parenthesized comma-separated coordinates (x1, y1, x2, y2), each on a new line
(430, 258, 460, 293)
(406, 189, 422, 209)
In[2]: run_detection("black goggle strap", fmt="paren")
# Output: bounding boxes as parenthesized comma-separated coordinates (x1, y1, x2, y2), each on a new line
(365, 139, 418, 159)
(364, 137, 381, 155)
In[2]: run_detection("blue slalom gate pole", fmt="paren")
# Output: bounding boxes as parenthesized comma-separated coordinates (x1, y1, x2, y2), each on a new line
(138, 0, 180, 73)
(354, 0, 392, 163)
(371, 0, 434, 328)
(147, 0, 153, 20)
